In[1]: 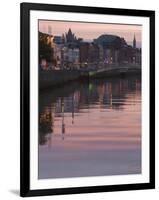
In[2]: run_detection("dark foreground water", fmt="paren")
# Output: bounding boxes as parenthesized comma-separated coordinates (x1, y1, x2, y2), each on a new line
(38, 76, 141, 179)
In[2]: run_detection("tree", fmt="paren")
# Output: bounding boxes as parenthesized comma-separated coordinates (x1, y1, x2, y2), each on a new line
(39, 32, 53, 63)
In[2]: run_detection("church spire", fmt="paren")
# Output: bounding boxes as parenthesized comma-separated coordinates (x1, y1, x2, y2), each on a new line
(133, 34, 136, 48)
(66, 28, 76, 43)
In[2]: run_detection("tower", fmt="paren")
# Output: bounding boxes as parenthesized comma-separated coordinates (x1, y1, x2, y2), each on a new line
(48, 25, 52, 35)
(66, 28, 76, 43)
(133, 34, 136, 48)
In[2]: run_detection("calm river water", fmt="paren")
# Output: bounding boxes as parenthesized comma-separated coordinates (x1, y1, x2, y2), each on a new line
(38, 76, 141, 179)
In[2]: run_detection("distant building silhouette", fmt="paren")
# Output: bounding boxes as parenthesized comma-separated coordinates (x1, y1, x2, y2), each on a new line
(133, 34, 136, 48)
(94, 34, 127, 49)
(48, 25, 52, 35)
(65, 28, 77, 43)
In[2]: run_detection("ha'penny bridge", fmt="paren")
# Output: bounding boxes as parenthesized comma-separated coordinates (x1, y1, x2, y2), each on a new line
(81, 64, 141, 78)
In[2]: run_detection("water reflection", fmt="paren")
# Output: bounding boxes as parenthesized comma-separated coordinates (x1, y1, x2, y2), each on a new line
(38, 76, 141, 179)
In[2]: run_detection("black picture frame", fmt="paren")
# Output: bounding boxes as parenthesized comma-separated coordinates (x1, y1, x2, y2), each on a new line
(20, 2, 155, 197)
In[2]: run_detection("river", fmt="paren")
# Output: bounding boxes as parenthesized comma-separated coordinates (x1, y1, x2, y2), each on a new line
(38, 76, 141, 179)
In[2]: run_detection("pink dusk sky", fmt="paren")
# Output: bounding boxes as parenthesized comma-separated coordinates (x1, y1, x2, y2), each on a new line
(39, 20, 142, 45)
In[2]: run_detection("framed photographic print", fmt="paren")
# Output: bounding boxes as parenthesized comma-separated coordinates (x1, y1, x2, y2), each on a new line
(20, 2, 155, 197)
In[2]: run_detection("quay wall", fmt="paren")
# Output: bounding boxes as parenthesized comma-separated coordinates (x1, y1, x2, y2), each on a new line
(39, 70, 82, 90)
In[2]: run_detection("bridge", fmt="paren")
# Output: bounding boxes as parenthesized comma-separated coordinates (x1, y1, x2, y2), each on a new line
(88, 64, 141, 78)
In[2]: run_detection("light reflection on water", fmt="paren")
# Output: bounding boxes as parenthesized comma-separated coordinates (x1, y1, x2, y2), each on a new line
(38, 77, 141, 179)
